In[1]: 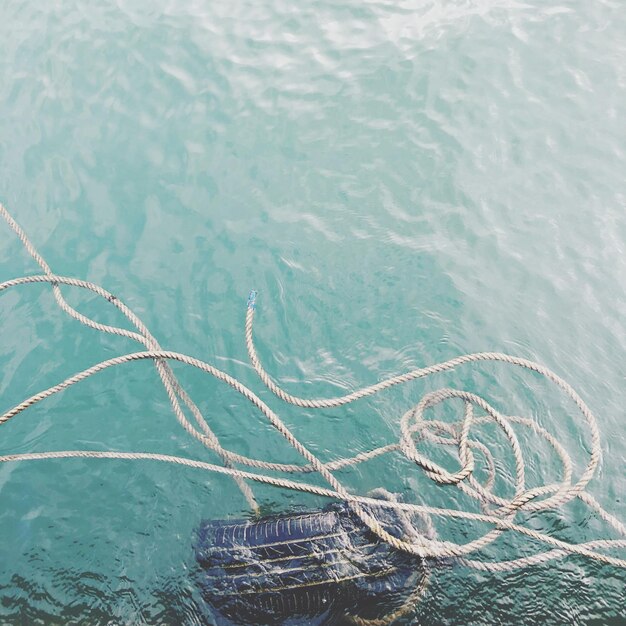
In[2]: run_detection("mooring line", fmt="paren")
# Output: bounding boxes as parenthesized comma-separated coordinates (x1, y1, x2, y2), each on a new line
(1, 201, 624, 576)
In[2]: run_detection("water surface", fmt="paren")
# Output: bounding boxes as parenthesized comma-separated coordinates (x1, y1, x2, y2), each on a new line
(1, 1, 625, 624)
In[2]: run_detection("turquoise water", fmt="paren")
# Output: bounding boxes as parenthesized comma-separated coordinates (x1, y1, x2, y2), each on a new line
(1, 1, 626, 624)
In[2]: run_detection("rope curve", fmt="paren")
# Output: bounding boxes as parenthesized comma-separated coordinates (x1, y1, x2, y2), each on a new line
(1, 201, 625, 582)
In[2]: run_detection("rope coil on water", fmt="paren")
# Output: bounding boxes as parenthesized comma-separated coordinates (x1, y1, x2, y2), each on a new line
(1, 202, 625, 578)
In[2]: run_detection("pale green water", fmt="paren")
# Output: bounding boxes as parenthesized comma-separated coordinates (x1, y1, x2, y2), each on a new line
(1, 1, 625, 624)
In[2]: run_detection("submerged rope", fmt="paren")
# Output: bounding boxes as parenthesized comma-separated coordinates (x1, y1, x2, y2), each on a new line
(1, 202, 625, 579)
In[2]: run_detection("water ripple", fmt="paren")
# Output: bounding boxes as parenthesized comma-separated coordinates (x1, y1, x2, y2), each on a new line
(1, 0, 625, 623)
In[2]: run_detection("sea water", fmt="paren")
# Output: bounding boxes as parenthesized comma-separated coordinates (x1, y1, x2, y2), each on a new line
(0, 1, 625, 624)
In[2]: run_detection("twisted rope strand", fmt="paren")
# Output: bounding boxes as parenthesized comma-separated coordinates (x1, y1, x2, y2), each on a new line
(0, 204, 259, 510)
(1, 202, 625, 576)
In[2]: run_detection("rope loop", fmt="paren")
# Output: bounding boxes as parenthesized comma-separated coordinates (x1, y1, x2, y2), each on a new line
(0, 201, 625, 575)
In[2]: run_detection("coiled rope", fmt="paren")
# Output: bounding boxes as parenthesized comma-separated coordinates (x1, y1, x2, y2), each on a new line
(1, 202, 625, 578)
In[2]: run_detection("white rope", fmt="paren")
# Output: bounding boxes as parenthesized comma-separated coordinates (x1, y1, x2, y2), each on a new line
(1, 202, 625, 574)
(0, 205, 259, 512)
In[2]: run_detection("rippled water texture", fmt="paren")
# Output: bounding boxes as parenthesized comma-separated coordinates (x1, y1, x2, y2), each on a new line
(1, 1, 625, 624)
